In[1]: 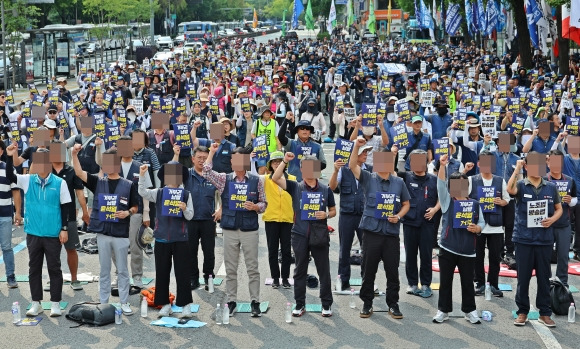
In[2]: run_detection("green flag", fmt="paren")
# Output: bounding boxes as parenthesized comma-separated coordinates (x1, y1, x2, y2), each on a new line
(347, 0, 355, 27)
(367, 0, 376, 34)
(282, 9, 287, 37)
(305, 0, 315, 30)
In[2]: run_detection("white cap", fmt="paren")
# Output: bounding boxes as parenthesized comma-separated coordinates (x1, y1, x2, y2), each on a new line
(358, 145, 373, 155)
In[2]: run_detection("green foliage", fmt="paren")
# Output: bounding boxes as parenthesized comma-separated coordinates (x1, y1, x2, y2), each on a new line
(264, 0, 293, 19)
(5, 0, 41, 33)
(317, 31, 330, 40)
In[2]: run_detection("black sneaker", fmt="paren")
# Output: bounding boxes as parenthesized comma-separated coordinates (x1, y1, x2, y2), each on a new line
(490, 286, 504, 297)
(251, 300, 261, 317)
(227, 301, 237, 316)
(360, 304, 373, 318)
(204, 278, 209, 291)
(282, 279, 291, 289)
(474, 285, 485, 296)
(292, 303, 305, 317)
(145, 244, 154, 255)
(190, 279, 200, 290)
(272, 279, 280, 289)
(341, 281, 351, 291)
(388, 304, 403, 319)
(574, 252, 580, 262)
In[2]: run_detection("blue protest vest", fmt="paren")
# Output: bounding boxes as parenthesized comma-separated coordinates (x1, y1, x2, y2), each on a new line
(147, 130, 173, 165)
(185, 169, 217, 220)
(289, 139, 321, 182)
(404, 132, 430, 171)
(212, 140, 235, 174)
(545, 174, 573, 228)
(154, 188, 190, 242)
(428, 113, 453, 140)
(133, 148, 156, 188)
(358, 172, 405, 236)
(448, 157, 461, 175)
(440, 198, 479, 256)
(120, 160, 144, 214)
(74, 134, 100, 174)
(494, 152, 520, 183)
(513, 180, 557, 246)
(88, 177, 132, 238)
(402, 172, 438, 227)
(468, 174, 504, 227)
(563, 154, 580, 196)
(457, 138, 483, 176)
(23, 174, 63, 238)
(531, 136, 556, 154)
(220, 173, 259, 231)
(290, 181, 330, 236)
(339, 166, 368, 215)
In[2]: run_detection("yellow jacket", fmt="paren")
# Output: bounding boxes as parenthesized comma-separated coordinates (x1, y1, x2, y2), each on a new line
(262, 173, 295, 223)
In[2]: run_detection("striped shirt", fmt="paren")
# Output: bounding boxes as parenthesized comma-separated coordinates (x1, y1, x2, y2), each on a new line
(0, 162, 17, 217)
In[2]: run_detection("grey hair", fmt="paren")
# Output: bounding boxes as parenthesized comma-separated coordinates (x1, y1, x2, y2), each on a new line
(299, 154, 318, 167)
(409, 149, 429, 164)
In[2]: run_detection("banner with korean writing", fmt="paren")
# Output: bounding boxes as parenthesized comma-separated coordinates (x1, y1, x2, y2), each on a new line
(173, 123, 192, 149)
(376, 102, 387, 118)
(173, 98, 187, 117)
(374, 192, 396, 219)
(229, 182, 249, 211)
(98, 194, 119, 222)
(48, 89, 59, 105)
(116, 108, 127, 127)
(553, 180, 570, 201)
(186, 84, 197, 98)
(510, 113, 526, 134)
(480, 115, 497, 137)
(396, 101, 411, 121)
(161, 97, 173, 114)
(161, 187, 184, 217)
(527, 199, 547, 228)
(252, 134, 269, 162)
(105, 123, 120, 148)
(344, 108, 356, 122)
(478, 186, 496, 213)
(113, 90, 124, 105)
(334, 138, 354, 163)
(5, 89, 14, 104)
(93, 112, 106, 138)
(25, 118, 38, 136)
(361, 103, 377, 127)
(301, 191, 323, 220)
(390, 123, 409, 148)
(240, 97, 251, 113)
(432, 138, 449, 160)
(71, 94, 84, 112)
(455, 108, 467, 131)
(210, 97, 219, 115)
(57, 112, 69, 129)
(453, 200, 474, 228)
(566, 117, 580, 136)
(102, 93, 114, 109)
(9, 122, 20, 142)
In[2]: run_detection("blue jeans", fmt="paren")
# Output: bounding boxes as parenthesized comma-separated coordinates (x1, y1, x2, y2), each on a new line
(0, 216, 14, 276)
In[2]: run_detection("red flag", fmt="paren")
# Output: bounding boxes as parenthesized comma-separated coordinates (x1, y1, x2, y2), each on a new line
(563, 3, 580, 46)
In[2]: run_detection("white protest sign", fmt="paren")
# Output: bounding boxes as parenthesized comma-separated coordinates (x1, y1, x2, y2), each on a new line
(129, 99, 144, 113)
(480, 115, 497, 138)
(527, 200, 547, 228)
(344, 108, 356, 122)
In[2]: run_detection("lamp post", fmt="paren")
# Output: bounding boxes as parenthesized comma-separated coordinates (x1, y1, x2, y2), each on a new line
(2, 0, 7, 89)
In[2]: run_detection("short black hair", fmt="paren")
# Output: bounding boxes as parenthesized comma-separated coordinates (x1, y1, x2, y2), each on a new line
(104, 148, 117, 155)
(232, 146, 250, 155)
(130, 129, 149, 147)
(119, 135, 132, 141)
(478, 150, 493, 160)
(548, 149, 564, 157)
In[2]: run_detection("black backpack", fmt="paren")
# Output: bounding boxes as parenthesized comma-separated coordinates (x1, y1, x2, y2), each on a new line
(550, 278, 575, 315)
(65, 302, 116, 327)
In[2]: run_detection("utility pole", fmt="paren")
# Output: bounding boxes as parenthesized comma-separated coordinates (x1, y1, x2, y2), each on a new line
(1, 0, 7, 90)
(150, 0, 155, 46)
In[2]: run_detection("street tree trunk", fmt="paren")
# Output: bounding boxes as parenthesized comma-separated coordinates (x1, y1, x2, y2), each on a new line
(512, 0, 534, 68)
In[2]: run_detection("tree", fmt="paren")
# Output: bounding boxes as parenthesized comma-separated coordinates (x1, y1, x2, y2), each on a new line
(264, 0, 292, 19)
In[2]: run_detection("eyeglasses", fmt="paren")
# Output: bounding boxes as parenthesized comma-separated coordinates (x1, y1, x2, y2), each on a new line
(48, 110, 58, 114)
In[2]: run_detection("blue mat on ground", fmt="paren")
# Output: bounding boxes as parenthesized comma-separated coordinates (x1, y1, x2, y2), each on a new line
(171, 304, 200, 313)
(498, 284, 513, 291)
(150, 317, 206, 328)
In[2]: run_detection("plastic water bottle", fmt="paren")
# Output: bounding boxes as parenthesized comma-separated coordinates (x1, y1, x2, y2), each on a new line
(285, 302, 292, 323)
(349, 288, 356, 309)
(223, 304, 230, 325)
(11, 302, 21, 324)
(569, 303, 576, 323)
(208, 276, 215, 294)
(115, 307, 122, 324)
(485, 282, 492, 301)
(141, 296, 148, 318)
(335, 275, 341, 292)
(215, 304, 222, 325)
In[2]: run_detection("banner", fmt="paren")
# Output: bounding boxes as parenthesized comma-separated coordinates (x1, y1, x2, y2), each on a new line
(396, 101, 411, 121)
(161, 187, 184, 217)
(553, 180, 570, 201)
(480, 115, 497, 137)
(173, 98, 187, 117)
(477, 186, 496, 213)
(93, 112, 106, 138)
(105, 123, 121, 149)
(301, 191, 323, 220)
(453, 200, 474, 228)
(445, 3, 462, 36)
(361, 103, 377, 127)
(374, 192, 396, 219)
(173, 124, 192, 149)
(432, 138, 449, 160)
(98, 194, 119, 222)
(390, 123, 409, 148)
(229, 182, 249, 211)
(527, 199, 547, 228)
(252, 134, 269, 162)
(566, 116, 580, 136)
(334, 138, 354, 163)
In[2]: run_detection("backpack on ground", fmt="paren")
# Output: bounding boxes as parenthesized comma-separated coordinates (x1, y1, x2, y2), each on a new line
(550, 278, 575, 315)
(65, 302, 116, 327)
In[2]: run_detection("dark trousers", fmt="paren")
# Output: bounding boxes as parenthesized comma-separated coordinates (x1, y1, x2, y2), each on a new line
(574, 205, 580, 252)
(154, 241, 193, 307)
(503, 200, 515, 255)
(437, 248, 476, 313)
(554, 225, 572, 285)
(338, 213, 364, 283)
(27, 234, 62, 302)
(515, 243, 552, 316)
(188, 219, 216, 282)
(403, 223, 434, 287)
(433, 210, 442, 248)
(264, 221, 293, 280)
(328, 117, 336, 139)
(474, 233, 503, 287)
(359, 231, 400, 307)
(292, 233, 333, 307)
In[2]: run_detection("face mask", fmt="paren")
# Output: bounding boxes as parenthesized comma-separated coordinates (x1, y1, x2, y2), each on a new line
(437, 107, 448, 115)
(303, 86, 309, 91)
(386, 112, 396, 122)
(521, 135, 532, 145)
(362, 127, 375, 137)
(307, 105, 316, 113)
(128, 111, 137, 122)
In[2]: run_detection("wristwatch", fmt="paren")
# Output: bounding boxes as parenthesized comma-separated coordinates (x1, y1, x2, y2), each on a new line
(396, 215, 401, 222)
(61, 226, 68, 231)
(128, 210, 133, 217)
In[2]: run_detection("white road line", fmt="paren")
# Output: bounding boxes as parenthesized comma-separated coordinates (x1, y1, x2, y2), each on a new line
(217, 261, 226, 276)
(530, 320, 562, 349)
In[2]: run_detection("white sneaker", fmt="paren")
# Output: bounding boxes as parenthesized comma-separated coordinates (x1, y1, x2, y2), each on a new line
(26, 301, 43, 316)
(111, 277, 118, 288)
(464, 310, 482, 324)
(158, 304, 172, 318)
(121, 303, 133, 316)
(432, 310, 449, 323)
(50, 302, 62, 317)
(181, 303, 193, 318)
(406, 285, 418, 294)
(321, 306, 332, 317)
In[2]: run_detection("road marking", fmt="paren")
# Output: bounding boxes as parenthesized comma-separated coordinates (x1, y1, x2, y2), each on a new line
(0, 239, 26, 265)
(217, 261, 226, 276)
(530, 320, 561, 349)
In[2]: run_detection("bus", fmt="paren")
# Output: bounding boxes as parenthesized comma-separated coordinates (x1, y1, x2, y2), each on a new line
(182, 21, 218, 44)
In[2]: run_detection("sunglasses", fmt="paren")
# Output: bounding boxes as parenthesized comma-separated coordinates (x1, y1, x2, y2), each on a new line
(48, 110, 58, 114)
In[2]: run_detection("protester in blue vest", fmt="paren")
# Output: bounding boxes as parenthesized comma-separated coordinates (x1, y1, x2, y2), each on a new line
(202, 143, 266, 318)
(349, 137, 410, 320)
(6, 145, 71, 318)
(192, 120, 236, 174)
(468, 150, 510, 298)
(451, 115, 483, 176)
(278, 119, 327, 182)
(395, 149, 439, 299)
(545, 150, 576, 286)
(433, 154, 485, 325)
(138, 162, 195, 318)
(71, 145, 139, 317)
(329, 144, 372, 291)
(423, 98, 453, 140)
(272, 153, 337, 318)
(522, 121, 557, 154)
(507, 152, 563, 328)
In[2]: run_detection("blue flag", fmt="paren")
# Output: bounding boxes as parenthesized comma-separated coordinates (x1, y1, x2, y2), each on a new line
(484, 0, 499, 36)
(445, 4, 462, 36)
(418, 0, 434, 30)
(526, 0, 543, 49)
(465, 0, 474, 35)
(475, 0, 486, 34)
(496, 2, 506, 31)
(292, 0, 305, 30)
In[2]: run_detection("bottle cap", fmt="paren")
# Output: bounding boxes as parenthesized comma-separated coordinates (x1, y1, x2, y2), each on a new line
(287, 302, 291, 306)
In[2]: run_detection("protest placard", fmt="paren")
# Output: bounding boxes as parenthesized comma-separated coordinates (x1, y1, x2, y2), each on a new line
(478, 186, 496, 213)
(481, 115, 497, 137)
(390, 123, 409, 148)
(93, 112, 106, 138)
(361, 103, 377, 127)
(173, 124, 192, 149)
(301, 192, 323, 220)
(252, 134, 269, 162)
(161, 187, 184, 217)
(334, 138, 354, 163)
(105, 123, 120, 149)
(453, 200, 474, 228)
(527, 199, 547, 228)
(374, 192, 396, 219)
(98, 194, 119, 222)
(432, 138, 449, 160)
(229, 182, 249, 211)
